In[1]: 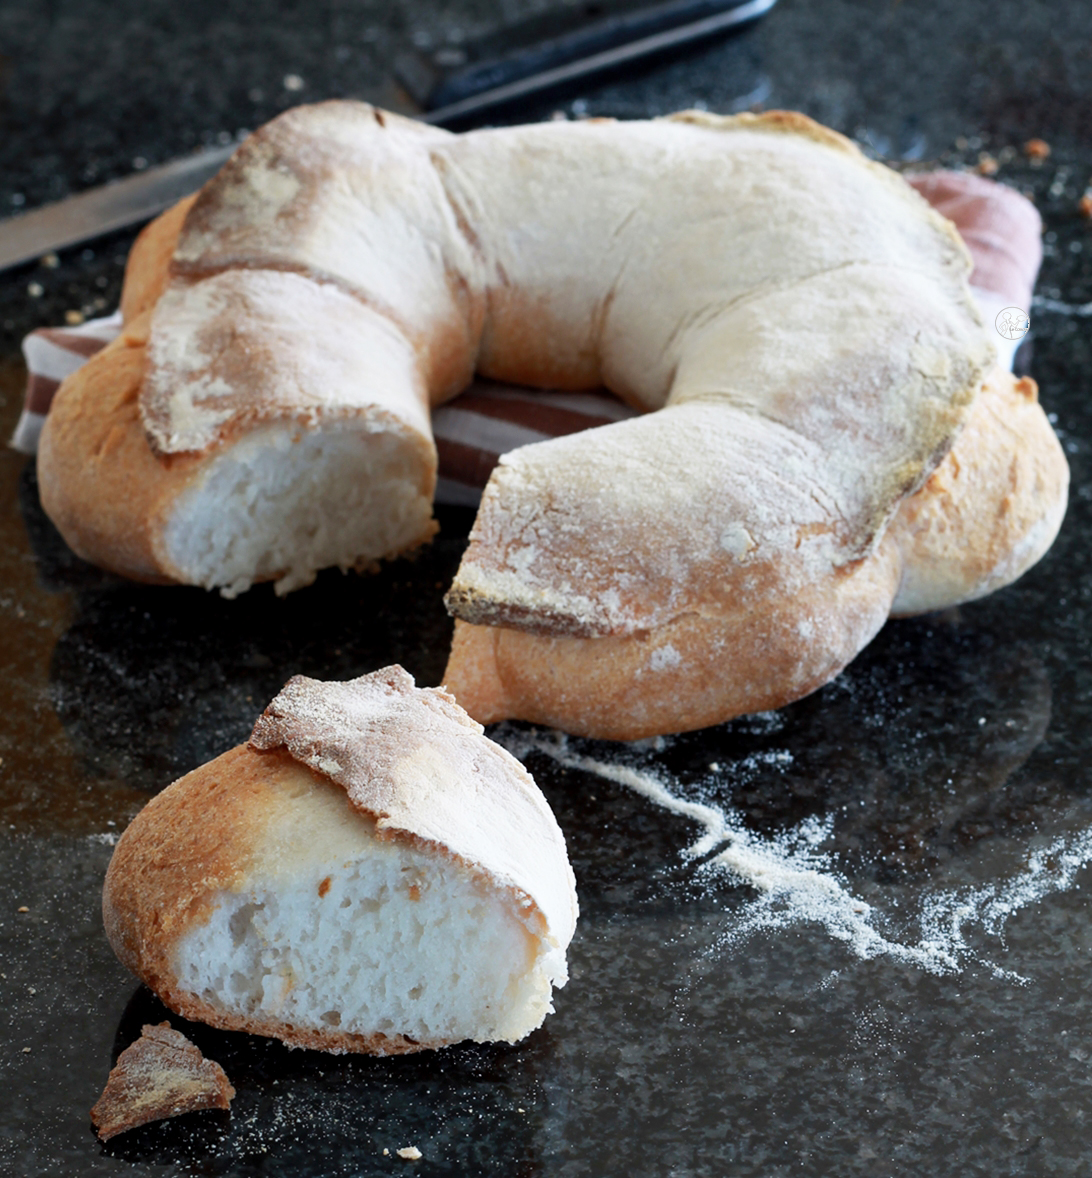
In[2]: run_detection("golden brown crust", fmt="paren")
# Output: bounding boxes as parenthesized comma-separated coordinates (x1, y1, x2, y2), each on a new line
(41, 197, 197, 580)
(102, 744, 270, 991)
(36, 315, 198, 583)
(120, 195, 199, 323)
(665, 108, 861, 156)
(90, 1022, 234, 1141)
(443, 537, 901, 740)
(890, 369, 1068, 614)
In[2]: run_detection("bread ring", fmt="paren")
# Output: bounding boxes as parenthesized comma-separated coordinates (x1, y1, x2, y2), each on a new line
(37, 102, 1067, 737)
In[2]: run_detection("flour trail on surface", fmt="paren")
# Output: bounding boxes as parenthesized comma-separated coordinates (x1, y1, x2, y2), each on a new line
(500, 728, 1092, 980)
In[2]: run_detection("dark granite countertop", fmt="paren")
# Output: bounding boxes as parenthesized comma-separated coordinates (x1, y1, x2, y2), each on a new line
(1, 2, 1091, 1174)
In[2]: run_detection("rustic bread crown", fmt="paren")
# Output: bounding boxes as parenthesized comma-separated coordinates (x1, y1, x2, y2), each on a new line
(38, 103, 1067, 737)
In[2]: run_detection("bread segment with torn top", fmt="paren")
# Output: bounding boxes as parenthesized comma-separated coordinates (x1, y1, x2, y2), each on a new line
(443, 369, 1067, 740)
(102, 666, 577, 1054)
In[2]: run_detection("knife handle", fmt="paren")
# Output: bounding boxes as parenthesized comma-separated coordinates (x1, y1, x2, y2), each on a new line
(399, 0, 776, 113)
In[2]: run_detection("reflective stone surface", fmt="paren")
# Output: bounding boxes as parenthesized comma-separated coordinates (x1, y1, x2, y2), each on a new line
(1, 1, 1091, 1174)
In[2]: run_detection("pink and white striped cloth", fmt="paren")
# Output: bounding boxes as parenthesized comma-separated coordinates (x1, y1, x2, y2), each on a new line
(9, 170, 1041, 506)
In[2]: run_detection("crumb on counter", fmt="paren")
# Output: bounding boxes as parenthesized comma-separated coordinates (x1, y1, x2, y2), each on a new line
(89, 1022, 235, 1141)
(1024, 138, 1051, 161)
(396, 1146, 423, 1160)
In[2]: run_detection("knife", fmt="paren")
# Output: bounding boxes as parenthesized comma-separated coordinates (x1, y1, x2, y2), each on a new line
(0, 0, 775, 273)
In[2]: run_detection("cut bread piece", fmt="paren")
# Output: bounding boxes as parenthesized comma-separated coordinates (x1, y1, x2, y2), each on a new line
(37, 278, 438, 595)
(102, 666, 577, 1054)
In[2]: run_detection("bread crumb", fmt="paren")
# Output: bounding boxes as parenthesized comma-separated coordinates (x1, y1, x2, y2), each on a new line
(976, 153, 998, 176)
(90, 1022, 235, 1141)
(1024, 138, 1051, 161)
(382, 1148, 389, 1156)
(22, 1047, 31, 1053)
(1079, 193, 1092, 220)
(64, 309, 85, 326)
(396, 1146, 423, 1160)
(17, 906, 28, 913)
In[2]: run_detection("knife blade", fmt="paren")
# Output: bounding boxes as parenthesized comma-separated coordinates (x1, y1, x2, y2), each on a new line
(0, 0, 776, 273)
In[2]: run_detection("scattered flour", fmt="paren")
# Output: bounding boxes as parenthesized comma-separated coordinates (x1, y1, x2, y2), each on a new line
(499, 728, 1092, 981)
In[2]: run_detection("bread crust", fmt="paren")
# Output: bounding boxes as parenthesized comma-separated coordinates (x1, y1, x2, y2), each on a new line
(444, 536, 901, 740)
(90, 1022, 235, 1141)
(36, 314, 196, 583)
(890, 370, 1068, 615)
(120, 194, 198, 324)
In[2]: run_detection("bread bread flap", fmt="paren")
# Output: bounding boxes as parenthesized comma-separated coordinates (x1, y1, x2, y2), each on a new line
(248, 666, 578, 949)
(102, 666, 578, 1054)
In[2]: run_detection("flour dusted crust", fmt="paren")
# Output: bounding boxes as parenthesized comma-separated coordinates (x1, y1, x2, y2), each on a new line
(38, 101, 1067, 734)
(102, 667, 577, 1054)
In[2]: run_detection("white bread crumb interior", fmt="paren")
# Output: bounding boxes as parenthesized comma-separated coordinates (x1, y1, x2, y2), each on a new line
(162, 421, 435, 597)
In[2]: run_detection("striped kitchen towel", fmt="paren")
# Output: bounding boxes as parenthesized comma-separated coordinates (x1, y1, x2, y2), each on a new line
(9, 170, 1040, 505)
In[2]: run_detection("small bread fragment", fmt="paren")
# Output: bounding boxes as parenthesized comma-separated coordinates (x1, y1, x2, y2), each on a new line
(90, 1022, 234, 1141)
(102, 666, 577, 1054)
